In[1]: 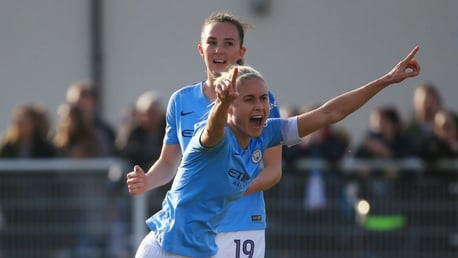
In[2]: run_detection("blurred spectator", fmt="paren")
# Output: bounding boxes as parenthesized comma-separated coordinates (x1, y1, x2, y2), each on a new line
(115, 105, 138, 151)
(405, 82, 442, 152)
(419, 109, 458, 161)
(116, 90, 165, 169)
(0, 103, 56, 158)
(0, 104, 57, 257)
(115, 90, 166, 199)
(417, 109, 458, 255)
(53, 103, 104, 158)
(281, 104, 350, 211)
(354, 105, 416, 159)
(352, 105, 416, 256)
(66, 80, 116, 156)
(53, 103, 114, 256)
(113, 90, 166, 256)
(283, 104, 350, 166)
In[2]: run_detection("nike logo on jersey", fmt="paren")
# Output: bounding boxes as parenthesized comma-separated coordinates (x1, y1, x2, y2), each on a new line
(180, 111, 194, 116)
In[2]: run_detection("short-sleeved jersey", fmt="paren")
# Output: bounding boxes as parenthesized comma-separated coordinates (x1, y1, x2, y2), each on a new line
(146, 119, 284, 256)
(163, 81, 280, 232)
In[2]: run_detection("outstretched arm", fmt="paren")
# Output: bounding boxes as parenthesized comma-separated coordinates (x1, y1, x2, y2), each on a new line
(200, 68, 239, 148)
(297, 46, 421, 137)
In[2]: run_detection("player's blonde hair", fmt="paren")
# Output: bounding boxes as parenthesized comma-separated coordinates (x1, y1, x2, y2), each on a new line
(215, 65, 265, 90)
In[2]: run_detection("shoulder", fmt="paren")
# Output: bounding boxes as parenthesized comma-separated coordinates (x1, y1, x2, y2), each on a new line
(264, 118, 282, 129)
(267, 90, 280, 118)
(168, 82, 204, 108)
(268, 90, 276, 98)
(267, 90, 277, 104)
(261, 118, 282, 138)
(171, 81, 203, 98)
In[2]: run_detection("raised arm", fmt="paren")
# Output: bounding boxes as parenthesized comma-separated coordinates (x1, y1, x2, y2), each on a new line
(200, 68, 239, 148)
(297, 46, 421, 138)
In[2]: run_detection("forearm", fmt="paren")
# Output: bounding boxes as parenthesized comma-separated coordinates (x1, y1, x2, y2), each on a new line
(143, 144, 182, 191)
(144, 160, 178, 190)
(208, 100, 229, 131)
(324, 46, 420, 121)
(323, 76, 391, 122)
(297, 77, 391, 138)
(202, 99, 229, 147)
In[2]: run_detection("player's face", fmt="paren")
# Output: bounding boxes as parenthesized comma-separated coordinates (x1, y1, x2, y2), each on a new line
(198, 22, 246, 80)
(228, 77, 270, 144)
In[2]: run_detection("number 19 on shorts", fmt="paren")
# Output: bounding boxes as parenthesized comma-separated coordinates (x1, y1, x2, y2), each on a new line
(234, 239, 254, 258)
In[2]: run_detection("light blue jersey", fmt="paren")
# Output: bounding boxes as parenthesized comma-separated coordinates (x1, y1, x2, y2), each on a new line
(162, 81, 280, 232)
(146, 119, 283, 256)
(164, 82, 213, 153)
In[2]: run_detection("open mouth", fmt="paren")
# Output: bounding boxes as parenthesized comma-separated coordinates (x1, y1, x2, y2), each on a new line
(213, 59, 226, 65)
(250, 115, 264, 128)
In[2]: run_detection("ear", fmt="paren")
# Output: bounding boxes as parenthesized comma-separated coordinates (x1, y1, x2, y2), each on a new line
(197, 43, 204, 57)
(239, 46, 247, 60)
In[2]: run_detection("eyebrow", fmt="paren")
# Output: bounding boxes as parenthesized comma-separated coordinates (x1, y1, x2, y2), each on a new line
(242, 93, 268, 99)
(207, 36, 236, 41)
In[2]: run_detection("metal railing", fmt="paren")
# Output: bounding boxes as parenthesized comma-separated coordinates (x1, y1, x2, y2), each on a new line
(0, 157, 457, 258)
(0, 158, 147, 258)
(265, 157, 458, 258)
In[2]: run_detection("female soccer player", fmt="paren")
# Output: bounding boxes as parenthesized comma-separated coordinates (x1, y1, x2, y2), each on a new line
(127, 11, 282, 257)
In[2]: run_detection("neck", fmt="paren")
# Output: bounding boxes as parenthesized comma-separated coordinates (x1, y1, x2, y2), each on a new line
(228, 123, 250, 150)
(203, 80, 217, 101)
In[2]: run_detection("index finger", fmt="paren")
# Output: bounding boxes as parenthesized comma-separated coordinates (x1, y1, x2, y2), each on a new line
(230, 67, 238, 92)
(404, 45, 419, 61)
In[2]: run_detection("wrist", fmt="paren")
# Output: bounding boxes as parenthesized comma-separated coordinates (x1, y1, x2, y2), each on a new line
(373, 75, 392, 89)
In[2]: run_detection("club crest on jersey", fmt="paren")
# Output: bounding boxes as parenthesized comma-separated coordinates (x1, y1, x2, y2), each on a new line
(251, 149, 262, 163)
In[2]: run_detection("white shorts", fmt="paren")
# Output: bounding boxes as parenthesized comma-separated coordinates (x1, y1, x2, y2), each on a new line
(135, 231, 188, 258)
(135, 230, 265, 258)
(214, 229, 265, 258)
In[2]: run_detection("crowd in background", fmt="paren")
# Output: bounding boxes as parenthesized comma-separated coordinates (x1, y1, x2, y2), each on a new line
(0, 80, 166, 168)
(1, 79, 457, 211)
(1, 79, 458, 216)
(281, 81, 458, 165)
(0, 81, 168, 258)
(1, 80, 456, 165)
(0, 79, 457, 258)
(273, 81, 458, 257)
